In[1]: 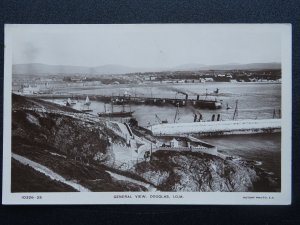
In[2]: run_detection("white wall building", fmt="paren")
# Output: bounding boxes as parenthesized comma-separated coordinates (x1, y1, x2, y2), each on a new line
(21, 85, 40, 94)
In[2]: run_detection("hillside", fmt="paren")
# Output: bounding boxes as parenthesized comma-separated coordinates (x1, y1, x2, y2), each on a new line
(11, 94, 148, 192)
(134, 151, 278, 192)
(12, 63, 147, 75)
(11, 94, 279, 192)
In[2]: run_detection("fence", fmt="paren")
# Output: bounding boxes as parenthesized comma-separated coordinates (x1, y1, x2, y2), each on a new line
(156, 145, 218, 156)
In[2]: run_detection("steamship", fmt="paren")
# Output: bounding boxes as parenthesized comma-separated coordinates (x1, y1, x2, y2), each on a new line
(98, 103, 134, 118)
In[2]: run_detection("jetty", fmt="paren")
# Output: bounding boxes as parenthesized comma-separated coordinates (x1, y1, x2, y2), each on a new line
(25, 93, 222, 109)
(150, 119, 281, 136)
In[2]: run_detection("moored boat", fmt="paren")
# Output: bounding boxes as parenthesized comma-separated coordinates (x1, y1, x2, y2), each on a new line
(97, 111, 134, 117)
(66, 98, 72, 106)
(84, 96, 91, 106)
(81, 109, 93, 113)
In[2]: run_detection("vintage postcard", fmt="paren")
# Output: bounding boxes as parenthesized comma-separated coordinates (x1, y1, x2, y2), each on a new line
(2, 24, 291, 204)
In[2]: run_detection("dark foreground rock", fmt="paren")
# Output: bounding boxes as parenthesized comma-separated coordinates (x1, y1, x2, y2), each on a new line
(11, 94, 147, 192)
(11, 159, 77, 192)
(11, 94, 279, 192)
(134, 151, 279, 192)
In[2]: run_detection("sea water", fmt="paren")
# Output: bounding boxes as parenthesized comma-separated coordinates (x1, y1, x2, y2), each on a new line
(52, 82, 281, 178)
(66, 82, 281, 126)
(200, 133, 281, 179)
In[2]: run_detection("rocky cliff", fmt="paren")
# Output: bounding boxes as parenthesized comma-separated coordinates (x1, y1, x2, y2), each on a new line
(133, 151, 278, 192)
(11, 94, 279, 192)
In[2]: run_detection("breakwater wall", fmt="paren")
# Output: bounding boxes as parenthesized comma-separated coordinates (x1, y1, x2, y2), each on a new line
(23, 93, 222, 109)
(156, 146, 218, 156)
(150, 119, 281, 136)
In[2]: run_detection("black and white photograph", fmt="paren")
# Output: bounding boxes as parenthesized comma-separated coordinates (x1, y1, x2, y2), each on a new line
(2, 24, 291, 204)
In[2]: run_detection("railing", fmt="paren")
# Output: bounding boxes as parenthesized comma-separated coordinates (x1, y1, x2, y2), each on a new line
(156, 146, 218, 156)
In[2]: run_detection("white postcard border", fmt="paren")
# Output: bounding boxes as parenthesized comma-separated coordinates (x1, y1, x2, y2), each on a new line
(2, 24, 292, 205)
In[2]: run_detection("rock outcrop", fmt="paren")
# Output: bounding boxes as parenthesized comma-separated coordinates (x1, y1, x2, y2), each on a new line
(134, 151, 279, 192)
(11, 94, 279, 192)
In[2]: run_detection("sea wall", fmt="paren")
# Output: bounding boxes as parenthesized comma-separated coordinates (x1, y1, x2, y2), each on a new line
(196, 128, 281, 137)
(151, 119, 281, 136)
(155, 146, 218, 156)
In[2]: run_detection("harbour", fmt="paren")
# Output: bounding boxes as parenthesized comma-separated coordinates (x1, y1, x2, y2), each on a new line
(23, 91, 222, 109)
(18, 81, 281, 183)
(7, 24, 288, 196)
(24, 82, 281, 125)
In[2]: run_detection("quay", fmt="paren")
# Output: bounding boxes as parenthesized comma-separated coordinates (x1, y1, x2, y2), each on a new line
(150, 119, 281, 136)
(24, 93, 222, 109)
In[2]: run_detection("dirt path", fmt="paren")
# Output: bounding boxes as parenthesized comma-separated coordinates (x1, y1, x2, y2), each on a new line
(12, 153, 91, 192)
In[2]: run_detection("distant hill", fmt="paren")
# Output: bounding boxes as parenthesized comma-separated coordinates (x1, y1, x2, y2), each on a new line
(207, 63, 281, 71)
(12, 62, 281, 75)
(172, 63, 281, 71)
(92, 64, 145, 74)
(171, 63, 207, 71)
(12, 63, 143, 76)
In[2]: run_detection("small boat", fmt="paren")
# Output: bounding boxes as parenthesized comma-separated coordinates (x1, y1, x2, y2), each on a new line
(213, 88, 220, 94)
(81, 109, 93, 113)
(66, 98, 72, 107)
(155, 114, 168, 124)
(98, 111, 134, 118)
(226, 103, 232, 110)
(81, 96, 92, 112)
(84, 96, 91, 106)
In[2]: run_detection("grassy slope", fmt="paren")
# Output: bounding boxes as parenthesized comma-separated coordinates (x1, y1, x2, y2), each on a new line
(11, 94, 278, 192)
(11, 94, 147, 192)
(11, 159, 77, 192)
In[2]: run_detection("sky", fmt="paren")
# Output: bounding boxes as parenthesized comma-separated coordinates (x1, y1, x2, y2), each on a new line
(7, 24, 284, 68)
